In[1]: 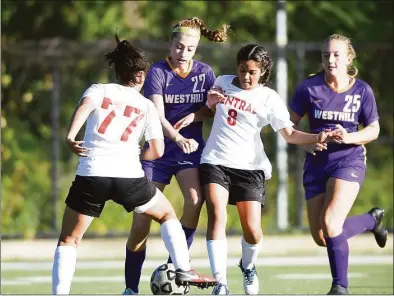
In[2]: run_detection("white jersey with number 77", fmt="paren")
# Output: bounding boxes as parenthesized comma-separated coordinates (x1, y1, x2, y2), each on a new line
(76, 83, 163, 178)
(201, 75, 294, 180)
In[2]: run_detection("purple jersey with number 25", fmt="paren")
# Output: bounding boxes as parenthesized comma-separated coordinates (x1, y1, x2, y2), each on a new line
(290, 72, 379, 199)
(141, 58, 215, 184)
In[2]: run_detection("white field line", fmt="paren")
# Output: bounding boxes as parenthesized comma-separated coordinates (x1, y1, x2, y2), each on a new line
(2, 255, 392, 271)
(2, 273, 367, 286)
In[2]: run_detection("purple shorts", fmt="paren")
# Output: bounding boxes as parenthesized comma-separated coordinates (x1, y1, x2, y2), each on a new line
(303, 159, 366, 200)
(142, 158, 199, 185)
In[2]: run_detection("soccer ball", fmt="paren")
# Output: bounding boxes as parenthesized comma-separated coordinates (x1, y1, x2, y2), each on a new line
(150, 263, 190, 295)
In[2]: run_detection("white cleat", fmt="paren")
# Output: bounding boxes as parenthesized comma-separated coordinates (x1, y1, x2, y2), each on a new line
(212, 283, 230, 295)
(239, 259, 259, 295)
(122, 288, 138, 295)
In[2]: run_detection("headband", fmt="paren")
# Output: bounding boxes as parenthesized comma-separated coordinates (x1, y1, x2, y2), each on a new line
(172, 27, 201, 37)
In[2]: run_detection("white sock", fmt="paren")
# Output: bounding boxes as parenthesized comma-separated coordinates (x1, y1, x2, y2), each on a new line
(207, 239, 228, 285)
(160, 219, 190, 271)
(241, 236, 263, 270)
(52, 245, 77, 294)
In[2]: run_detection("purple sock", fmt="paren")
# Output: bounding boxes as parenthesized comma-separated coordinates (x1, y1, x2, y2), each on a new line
(342, 213, 375, 240)
(167, 225, 196, 263)
(325, 233, 349, 288)
(125, 247, 146, 293)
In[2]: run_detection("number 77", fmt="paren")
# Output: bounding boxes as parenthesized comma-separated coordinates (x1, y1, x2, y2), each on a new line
(98, 98, 145, 141)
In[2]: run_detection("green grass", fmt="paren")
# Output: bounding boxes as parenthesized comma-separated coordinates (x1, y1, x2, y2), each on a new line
(1, 261, 393, 294)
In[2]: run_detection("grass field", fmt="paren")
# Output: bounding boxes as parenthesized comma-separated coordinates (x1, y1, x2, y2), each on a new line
(2, 256, 393, 295)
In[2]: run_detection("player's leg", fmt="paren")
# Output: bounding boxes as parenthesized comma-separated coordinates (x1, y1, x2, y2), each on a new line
(174, 167, 204, 253)
(333, 165, 387, 247)
(322, 177, 360, 294)
(53, 207, 94, 294)
(304, 167, 328, 247)
(117, 176, 216, 289)
(123, 181, 165, 294)
(52, 175, 109, 294)
(123, 160, 172, 294)
(205, 183, 230, 295)
(236, 201, 262, 295)
(200, 164, 230, 294)
(135, 186, 217, 288)
(232, 169, 265, 295)
(306, 193, 327, 247)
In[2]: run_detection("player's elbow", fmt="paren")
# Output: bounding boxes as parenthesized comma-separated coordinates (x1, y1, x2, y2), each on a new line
(372, 125, 380, 141)
(149, 139, 165, 160)
(368, 121, 380, 142)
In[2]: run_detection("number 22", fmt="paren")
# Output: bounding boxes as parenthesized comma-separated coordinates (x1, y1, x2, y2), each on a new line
(98, 98, 145, 141)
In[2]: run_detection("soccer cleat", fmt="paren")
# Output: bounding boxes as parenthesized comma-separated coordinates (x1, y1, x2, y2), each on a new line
(368, 207, 388, 248)
(122, 288, 138, 295)
(175, 269, 218, 289)
(327, 284, 349, 295)
(238, 259, 259, 295)
(212, 283, 230, 295)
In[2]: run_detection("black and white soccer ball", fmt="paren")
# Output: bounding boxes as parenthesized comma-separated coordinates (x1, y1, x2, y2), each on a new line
(150, 263, 190, 295)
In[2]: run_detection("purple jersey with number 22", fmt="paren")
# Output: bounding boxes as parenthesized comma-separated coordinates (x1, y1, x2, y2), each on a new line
(290, 72, 379, 199)
(141, 58, 215, 184)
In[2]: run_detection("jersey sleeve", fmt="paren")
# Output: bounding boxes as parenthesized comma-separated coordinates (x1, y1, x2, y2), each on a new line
(144, 66, 164, 99)
(80, 84, 104, 111)
(289, 83, 310, 117)
(206, 67, 216, 90)
(144, 101, 164, 141)
(267, 90, 294, 132)
(359, 84, 379, 126)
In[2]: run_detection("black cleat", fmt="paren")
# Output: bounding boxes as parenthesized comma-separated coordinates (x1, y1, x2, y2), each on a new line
(368, 207, 388, 248)
(175, 269, 217, 289)
(327, 284, 349, 295)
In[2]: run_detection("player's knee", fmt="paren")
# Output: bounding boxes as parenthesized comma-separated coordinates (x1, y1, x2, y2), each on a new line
(158, 208, 177, 224)
(322, 214, 342, 237)
(243, 226, 262, 244)
(127, 235, 148, 251)
(58, 235, 82, 248)
(184, 192, 204, 208)
(311, 233, 326, 247)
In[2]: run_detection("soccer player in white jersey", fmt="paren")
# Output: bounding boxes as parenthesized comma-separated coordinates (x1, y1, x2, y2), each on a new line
(51, 34, 217, 295)
(198, 44, 341, 295)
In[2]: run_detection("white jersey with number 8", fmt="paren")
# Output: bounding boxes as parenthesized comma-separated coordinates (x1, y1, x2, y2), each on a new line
(76, 83, 163, 178)
(201, 75, 293, 179)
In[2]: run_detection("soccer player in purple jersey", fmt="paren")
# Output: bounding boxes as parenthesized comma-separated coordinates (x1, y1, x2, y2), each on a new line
(290, 34, 388, 295)
(122, 17, 229, 295)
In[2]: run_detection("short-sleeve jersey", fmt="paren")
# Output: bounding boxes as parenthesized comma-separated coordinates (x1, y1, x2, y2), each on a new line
(201, 75, 294, 179)
(76, 83, 163, 178)
(143, 58, 215, 160)
(290, 71, 379, 162)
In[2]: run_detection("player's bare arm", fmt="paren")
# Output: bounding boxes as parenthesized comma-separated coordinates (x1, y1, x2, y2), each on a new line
(333, 120, 380, 145)
(151, 94, 199, 154)
(141, 138, 165, 161)
(279, 126, 340, 145)
(65, 96, 93, 157)
(289, 109, 328, 154)
(173, 105, 213, 131)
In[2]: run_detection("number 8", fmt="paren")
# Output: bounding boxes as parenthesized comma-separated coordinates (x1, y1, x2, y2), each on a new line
(227, 109, 237, 126)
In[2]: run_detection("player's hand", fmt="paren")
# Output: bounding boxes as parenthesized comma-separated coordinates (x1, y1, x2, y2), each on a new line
(173, 113, 196, 131)
(303, 143, 327, 155)
(207, 86, 225, 111)
(66, 138, 90, 157)
(331, 124, 349, 144)
(175, 135, 199, 154)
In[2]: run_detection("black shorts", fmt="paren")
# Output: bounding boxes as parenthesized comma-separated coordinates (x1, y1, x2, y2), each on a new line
(65, 175, 157, 217)
(199, 163, 266, 206)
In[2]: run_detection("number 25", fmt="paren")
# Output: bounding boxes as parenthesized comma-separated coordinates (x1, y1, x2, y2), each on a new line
(98, 98, 145, 141)
(344, 95, 361, 112)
